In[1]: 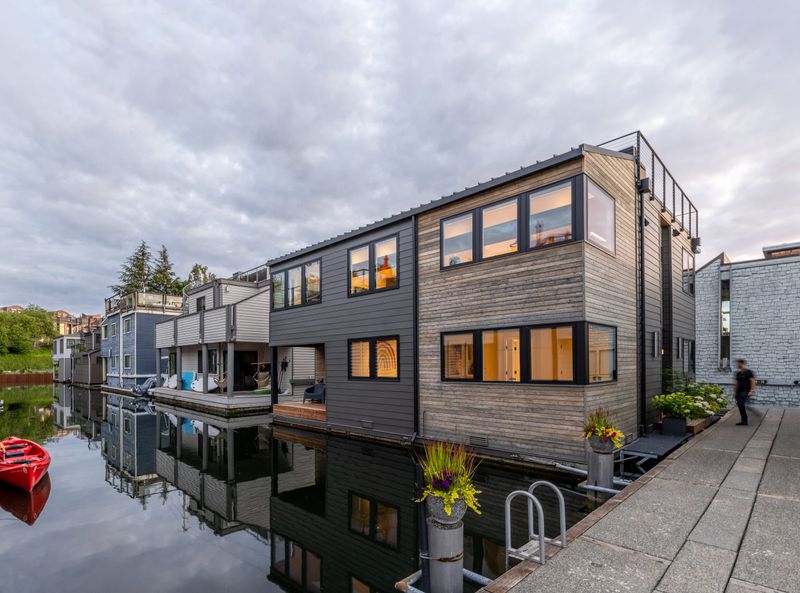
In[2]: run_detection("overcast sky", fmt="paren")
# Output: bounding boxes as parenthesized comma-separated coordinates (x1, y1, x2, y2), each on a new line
(1, 1, 797, 313)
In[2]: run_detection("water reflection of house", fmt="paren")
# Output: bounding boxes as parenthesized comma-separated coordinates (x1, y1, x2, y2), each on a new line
(52, 383, 80, 431)
(269, 429, 418, 593)
(72, 386, 104, 443)
(153, 404, 312, 535)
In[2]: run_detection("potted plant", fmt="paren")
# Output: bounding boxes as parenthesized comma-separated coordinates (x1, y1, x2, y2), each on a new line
(417, 441, 481, 525)
(583, 408, 625, 453)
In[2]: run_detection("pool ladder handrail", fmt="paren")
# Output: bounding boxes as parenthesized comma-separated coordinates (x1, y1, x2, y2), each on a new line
(504, 480, 568, 567)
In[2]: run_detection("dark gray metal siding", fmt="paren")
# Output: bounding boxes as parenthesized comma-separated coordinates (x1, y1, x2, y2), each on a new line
(270, 219, 415, 438)
(642, 198, 665, 424)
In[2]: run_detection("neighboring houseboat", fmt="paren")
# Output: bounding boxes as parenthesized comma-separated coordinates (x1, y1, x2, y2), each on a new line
(151, 271, 315, 415)
(696, 241, 800, 407)
(71, 328, 103, 386)
(52, 334, 82, 383)
(100, 291, 183, 391)
(266, 131, 700, 464)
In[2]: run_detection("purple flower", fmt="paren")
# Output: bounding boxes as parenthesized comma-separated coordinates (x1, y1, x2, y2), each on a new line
(432, 470, 454, 490)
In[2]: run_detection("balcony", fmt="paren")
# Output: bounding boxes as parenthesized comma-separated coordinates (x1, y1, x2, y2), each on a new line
(105, 292, 184, 315)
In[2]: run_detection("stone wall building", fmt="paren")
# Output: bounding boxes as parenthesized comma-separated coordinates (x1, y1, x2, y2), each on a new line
(696, 242, 800, 406)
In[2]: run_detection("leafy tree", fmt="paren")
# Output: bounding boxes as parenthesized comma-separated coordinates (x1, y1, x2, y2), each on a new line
(0, 306, 56, 355)
(149, 245, 178, 294)
(112, 241, 152, 295)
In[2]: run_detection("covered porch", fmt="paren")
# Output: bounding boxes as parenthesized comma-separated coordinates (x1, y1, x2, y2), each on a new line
(271, 344, 327, 423)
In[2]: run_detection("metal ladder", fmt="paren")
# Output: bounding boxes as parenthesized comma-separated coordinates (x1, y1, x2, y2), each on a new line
(504, 480, 567, 567)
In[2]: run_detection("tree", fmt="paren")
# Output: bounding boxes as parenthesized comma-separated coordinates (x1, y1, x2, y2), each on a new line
(0, 306, 56, 354)
(112, 241, 153, 295)
(149, 245, 178, 294)
(186, 263, 216, 287)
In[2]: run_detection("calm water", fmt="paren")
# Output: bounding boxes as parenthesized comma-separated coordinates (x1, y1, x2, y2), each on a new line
(0, 384, 599, 593)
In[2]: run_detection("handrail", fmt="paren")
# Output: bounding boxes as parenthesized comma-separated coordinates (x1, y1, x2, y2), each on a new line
(528, 480, 567, 549)
(505, 490, 546, 567)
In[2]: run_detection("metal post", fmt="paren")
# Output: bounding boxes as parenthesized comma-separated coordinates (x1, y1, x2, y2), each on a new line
(176, 346, 182, 390)
(587, 450, 614, 490)
(202, 423, 209, 472)
(227, 342, 234, 397)
(176, 416, 182, 460)
(270, 347, 279, 406)
(202, 343, 209, 394)
(155, 409, 161, 450)
(226, 427, 235, 482)
(428, 518, 463, 593)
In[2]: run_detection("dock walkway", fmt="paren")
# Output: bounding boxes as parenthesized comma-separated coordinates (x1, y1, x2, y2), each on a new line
(486, 407, 800, 593)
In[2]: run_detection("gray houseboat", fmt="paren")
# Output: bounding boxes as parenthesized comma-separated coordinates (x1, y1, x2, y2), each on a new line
(266, 131, 700, 464)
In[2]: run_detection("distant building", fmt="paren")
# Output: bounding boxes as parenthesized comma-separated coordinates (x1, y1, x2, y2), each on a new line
(696, 242, 800, 406)
(0, 304, 24, 313)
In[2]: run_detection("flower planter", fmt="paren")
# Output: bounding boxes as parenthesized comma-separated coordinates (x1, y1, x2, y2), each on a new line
(427, 496, 467, 525)
(661, 416, 688, 436)
(686, 417, 711, 434)
(587, 435, 618, 454)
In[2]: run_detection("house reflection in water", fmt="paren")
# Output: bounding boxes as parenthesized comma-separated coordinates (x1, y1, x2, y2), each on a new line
(71, 386, 104, 444)
(269, 429, 418, 593)
(52, 383, 80, 433)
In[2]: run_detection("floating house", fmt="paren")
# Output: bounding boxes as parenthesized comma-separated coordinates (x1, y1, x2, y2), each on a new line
(151, 269, 315, 414)
(71, 328, 103, 386)
(100, 291, 183, 390)
(101, 393, 161, 480)
(52, 334, 82, 383)
(266, 131, 700, 464)
(696, 241, 800, 406)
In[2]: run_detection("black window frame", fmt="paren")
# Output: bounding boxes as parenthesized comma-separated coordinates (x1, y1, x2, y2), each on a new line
(440, 322, 613, 385)
(197, 349, 218, 375)
(270, 531, 322, 592)
(585, 176, 617, 255)
(681, 248, 695, 296)
(348, 336, 400, 381)
(270, 258, 323, 311)
(348, 233, 400, 297)
(349, 575, 386, 593)
(439, 176, 582, 271)
(348, 491, 400, 550)
(196, 296, 206, 311)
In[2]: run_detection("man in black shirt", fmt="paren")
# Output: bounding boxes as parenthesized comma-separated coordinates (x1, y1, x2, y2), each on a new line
(734, 358, 756, 425)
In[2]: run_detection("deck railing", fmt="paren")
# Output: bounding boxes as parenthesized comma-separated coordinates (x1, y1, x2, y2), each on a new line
(105, 292, 184, 314)
(231, 263, 270, 283)
(598, 131, 699, 239)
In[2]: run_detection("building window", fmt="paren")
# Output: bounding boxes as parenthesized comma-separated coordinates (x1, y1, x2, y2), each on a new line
(123, 318, 132, 333)
(272, 274, 286, 309)
(374, 237, 398, 290)
(351, 578, 372, 593)
(110, 356, 117, 370)
(111, 323, 117, 337)
(349, 235, 399, 296)
(271, 259, 322, 309)
(481, 199, 518, 259)
(124, 417, 131, 433)
(442, 333, 475, 380)
(272, 533, 322, 592)
(197, 349, 218, 375)
(530, 325, 574, 382)
(529, 181, 573, 247)
(168, 351, 177, 375)
(682, 249, 695, 295)
(196, 296, 206, 311)
(349, 493, 398, 548)
(124, 354, 131, 369)
(586, 179, 615, 253)
(305, 551, 322, 593)
(110, 411, 117, 426)
(102, 325, 109, 339)
(720, 279, 730, 368)
(349, 337, 399, 380)
(442, 212, 474, 267)
(482, 329, 520, 382)
(111, 444, 117, 459)
(588, 324, 616, 383)
(305, 260, 321, 304)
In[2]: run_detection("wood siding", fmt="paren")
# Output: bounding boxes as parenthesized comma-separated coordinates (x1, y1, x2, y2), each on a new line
(269, 219, 415, 438)
(222, 283, 260, 305)
(155, 320, 175, 349)
(176, 313, 201, 347)
(203, 307, 228, 343)
(234, 290, 270, 342)
(189, 287, 214, 313)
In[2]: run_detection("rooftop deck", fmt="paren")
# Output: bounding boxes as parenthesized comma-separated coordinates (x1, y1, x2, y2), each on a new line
(105, 292, 183, 315)
(486, 407, 800, 593)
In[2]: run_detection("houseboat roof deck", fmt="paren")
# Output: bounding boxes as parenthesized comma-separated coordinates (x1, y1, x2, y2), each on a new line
(104, 291, 183, 315)
(265, 130, 698, 267)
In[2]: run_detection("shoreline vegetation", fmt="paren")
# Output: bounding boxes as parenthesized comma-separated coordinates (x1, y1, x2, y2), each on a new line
(0, 351, 52, 373)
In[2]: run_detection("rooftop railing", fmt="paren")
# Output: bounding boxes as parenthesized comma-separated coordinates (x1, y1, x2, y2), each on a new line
(598, 131, 699, 239)
(105, 292, 184, 315)
(231, 263, 270, 283)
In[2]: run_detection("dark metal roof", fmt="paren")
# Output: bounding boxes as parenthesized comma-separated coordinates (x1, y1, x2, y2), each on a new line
(266, 143, 632, 267)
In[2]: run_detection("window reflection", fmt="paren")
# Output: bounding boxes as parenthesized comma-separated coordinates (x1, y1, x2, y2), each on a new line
(587, 180, 615, 252)
(588, 324, 616, 382)
(442, 212, 474, 267)
(531, 326, 573, 381)
(350, 246, 370, 295)
(482, 329, 520, 382)
(374, 237, 397, 290)
(271, 273, 285, 309)
(287, 267, 302, 307)
(530, 182, 572, 247)
(481, 200, 518, 258)
(305, 260, 321, 304)
(443, 333, 474, 379)
(375, 503, 398, 547)
(350, 494, 371, 536)
(376, 338, 398, 379)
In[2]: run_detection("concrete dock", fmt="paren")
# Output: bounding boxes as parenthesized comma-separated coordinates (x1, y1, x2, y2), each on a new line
(485, 407, 800, 593)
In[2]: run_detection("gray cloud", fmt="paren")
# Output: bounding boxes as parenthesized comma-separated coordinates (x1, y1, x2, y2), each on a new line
(1, 0, 798, 312)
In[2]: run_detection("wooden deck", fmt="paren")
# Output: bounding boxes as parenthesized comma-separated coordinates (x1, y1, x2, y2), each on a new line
(272, 402, 327, 422)
(150, 387, 272, 417)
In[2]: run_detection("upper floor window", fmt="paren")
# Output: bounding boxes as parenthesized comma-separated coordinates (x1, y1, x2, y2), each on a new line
(529, 181, 573, 247)
(481, 199, 518, 259)
(111, 323, 117, 337)
(349, 493, 399, 548)
(271, 260, 322, 310)
(196, 296, 206, 311)
(588, 324, 617, 383)
(102, 325, 109, 339)
(586, 180, 616, 253)
(349, 235, 399, 296)
(123, 318, 131, 333)
(349, 337, 399, 380)
(442, 212, 474, 267)
(682, 249, 695, 295)
(124, 354, 131, 369)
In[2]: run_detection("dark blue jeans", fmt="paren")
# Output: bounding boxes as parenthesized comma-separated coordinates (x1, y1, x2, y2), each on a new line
(736, 393, 748, 424)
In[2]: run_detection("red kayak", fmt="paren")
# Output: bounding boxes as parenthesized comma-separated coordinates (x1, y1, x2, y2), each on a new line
(0, 437, 51, 492)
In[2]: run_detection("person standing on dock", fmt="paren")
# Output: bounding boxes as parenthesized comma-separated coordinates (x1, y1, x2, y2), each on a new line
(734, 359, 756, 425)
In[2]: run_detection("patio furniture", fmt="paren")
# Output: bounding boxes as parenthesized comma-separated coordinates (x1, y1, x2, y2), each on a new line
(303, 383, 326, 404)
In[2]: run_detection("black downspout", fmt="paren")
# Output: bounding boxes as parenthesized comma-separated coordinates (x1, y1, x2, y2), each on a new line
(270, 346, 279, 407)
(412, 215, 420, 436)
(636, 134, 647, 436)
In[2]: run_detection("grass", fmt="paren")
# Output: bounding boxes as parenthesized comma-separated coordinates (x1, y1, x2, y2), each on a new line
(0, 351, 52, 373)
(1, 385, 56, 442)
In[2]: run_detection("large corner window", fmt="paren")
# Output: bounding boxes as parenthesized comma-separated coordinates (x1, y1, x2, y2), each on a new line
(682, 248, 695, 295)
(530, 325, 574, 382)
(529, 181, 573, 247)
(349, 337, 399, 380)
(349, 235, 399, 295)
(720, 279, 730, 368)
(442, 333, 475, 380)
(481, 199, 518, 259)
(271, 259, 322, 310)
(482, 329, 520, 382)
(442, 212, 474, 267)
(586, 179, 616, 253)
(588, 324, 617, 383)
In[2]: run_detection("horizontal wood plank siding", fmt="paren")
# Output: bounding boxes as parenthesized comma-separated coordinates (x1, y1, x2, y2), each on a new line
(189, 287, 214, 313)
(155, 320, 175, 349)
(176, 314, 201, 347)
(222, 283, 260, 305)
(203, 307, 227, 344)
(234, 290, 270, 342)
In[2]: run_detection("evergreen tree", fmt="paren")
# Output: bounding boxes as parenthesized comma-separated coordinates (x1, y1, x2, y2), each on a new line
(149, 245, 178, 294)
(112, 241, 152, 295)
